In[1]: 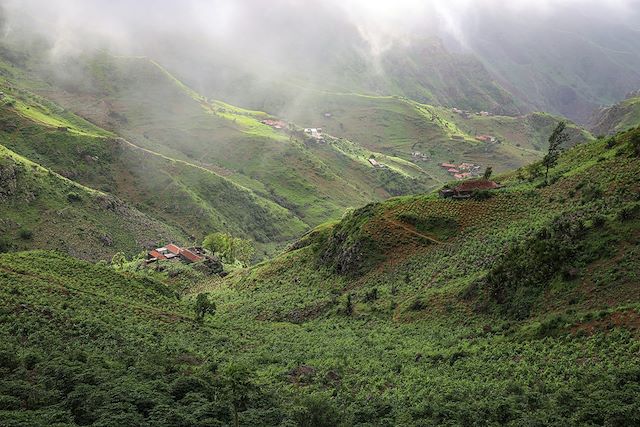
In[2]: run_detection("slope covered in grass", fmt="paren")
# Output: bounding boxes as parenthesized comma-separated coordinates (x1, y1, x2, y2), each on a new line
(279, 91, 593, 179)
(0, 82, 308, 258)
(0, 144, 182, 260)
(591, 94, 640, 136)
(1, 128, 638, 426)
(28, 54, 436, 226)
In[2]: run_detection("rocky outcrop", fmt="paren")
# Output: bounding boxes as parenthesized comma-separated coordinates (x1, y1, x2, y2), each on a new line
(0, 161, 18, 200)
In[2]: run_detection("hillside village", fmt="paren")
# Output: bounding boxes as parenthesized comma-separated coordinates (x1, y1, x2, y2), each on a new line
(439, 161, 483, 179)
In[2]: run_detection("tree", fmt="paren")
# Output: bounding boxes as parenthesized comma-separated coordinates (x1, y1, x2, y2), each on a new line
(203, 232, 231, 259)
(220, 363, 255, 427)
(195, 293, 216, 320)
(203, 233, 255, 266)
(483, 166, 493, 180)
(345, 294, 353, 316)
(231, 238, 255, 267)
(111, 252, 126, 269)
(543, 122, 569, 184)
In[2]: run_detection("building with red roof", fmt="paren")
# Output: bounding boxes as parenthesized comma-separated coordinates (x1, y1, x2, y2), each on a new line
(440, 179, 501, 199)
(147, 244, 203, 264)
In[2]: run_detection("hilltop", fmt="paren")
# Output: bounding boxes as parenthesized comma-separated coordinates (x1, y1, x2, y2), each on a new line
(1, 126, 638, 425)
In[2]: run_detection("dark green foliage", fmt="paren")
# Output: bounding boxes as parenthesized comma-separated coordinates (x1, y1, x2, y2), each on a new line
(543, 121, 569, 184)
(18, 228, 32, 240)
(0, 238, 11, 253)
(66, 192, 82, 202)
(483, 166, 493, 180)
(320, 203, 382, 275)
(345, 293, 353, 316)
(472, 189, 493, 200)
(484, 216, 581, 319)
(630, 128, 640, 155)
(195, 293, 216, 320)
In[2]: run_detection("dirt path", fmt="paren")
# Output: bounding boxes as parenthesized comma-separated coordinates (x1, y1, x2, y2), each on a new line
(382, 215, 447, 245)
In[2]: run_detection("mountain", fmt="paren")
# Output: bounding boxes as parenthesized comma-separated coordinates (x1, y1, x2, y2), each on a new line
(3, 1, 640, 126)
(0, 46, 592, 258)
(2, 126, 638, 425)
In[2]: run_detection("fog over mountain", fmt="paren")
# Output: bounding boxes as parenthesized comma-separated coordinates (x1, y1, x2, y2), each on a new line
(2, 3, 640, 425)
(2, 0, 640, 121)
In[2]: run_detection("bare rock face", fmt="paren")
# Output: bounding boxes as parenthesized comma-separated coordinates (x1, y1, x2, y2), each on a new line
(0, 161, 18, 200)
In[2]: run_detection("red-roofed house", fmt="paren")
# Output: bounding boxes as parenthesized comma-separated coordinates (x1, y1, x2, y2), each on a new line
(440, 179, 501, 199)
(148, 250, 167, 261)
(147, 244, 204, 264)
(166, 244, 181, 255)
(179, 248, 203, 264)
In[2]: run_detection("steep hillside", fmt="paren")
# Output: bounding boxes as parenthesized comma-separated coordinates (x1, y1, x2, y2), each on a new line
(2, 128, 638, 426)
(172, 36, 522, 117)
(219, 127, 640, 321)
(0, 89, 307, 258)
(466, 9, 640, 124)
(28, 54, 435, 225)
(0, 49, 595, 228)
(0, 144, 181, 260)
(0, 251, 294, 426)
(590, 93, 640, 136)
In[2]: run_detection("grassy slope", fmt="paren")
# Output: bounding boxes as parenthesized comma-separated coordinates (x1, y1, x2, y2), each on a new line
(216, 129, 639, 322)
(30, 54, 434, 226)
(1, 128, 638, 426)
(283, 91, 593, 177)
(0, 144, 182, 260)
(0, 72, 308, 259)
(591, 96, 640, 136)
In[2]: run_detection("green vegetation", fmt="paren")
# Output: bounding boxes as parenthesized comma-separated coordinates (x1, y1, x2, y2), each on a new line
(2, 127, 639, 425)
(0, 143, 181, 260)
(591, 95, 640, 136)
(203, 232, 255, 267)
(0, 92, 306, 260)
(542, 121, 569, 184)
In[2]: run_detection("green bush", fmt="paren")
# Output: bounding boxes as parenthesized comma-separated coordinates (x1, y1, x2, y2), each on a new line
(67, 192, 82, 202)
(0, 238, 11, 253)
(19, 228, 33, 240)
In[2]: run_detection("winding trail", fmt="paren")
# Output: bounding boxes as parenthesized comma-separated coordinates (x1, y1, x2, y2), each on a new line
(382, 215, 447, 245)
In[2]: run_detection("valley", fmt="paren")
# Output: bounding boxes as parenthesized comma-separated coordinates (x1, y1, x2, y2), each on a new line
(0, 2, 639, 425)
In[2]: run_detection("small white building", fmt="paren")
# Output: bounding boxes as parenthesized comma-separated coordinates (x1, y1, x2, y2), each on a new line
(304, 128, 323, 139)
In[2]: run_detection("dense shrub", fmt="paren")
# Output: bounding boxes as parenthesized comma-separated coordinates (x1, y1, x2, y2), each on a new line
(483, 212, 595, 319)
(67, 192, 82, 202)
(19, 228, 33, 240)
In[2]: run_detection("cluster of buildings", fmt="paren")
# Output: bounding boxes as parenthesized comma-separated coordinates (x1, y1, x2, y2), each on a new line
(452, 108, 492, 119)
(261, 119, 288, 129)
(303, 127, 323, 141)
(440, 162, 482, 180)
(411, 151, 430, 162)
(147, 244, 204, 264)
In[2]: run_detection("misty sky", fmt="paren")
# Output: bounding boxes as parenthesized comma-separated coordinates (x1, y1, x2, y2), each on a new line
(2, 0, 639, 58)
